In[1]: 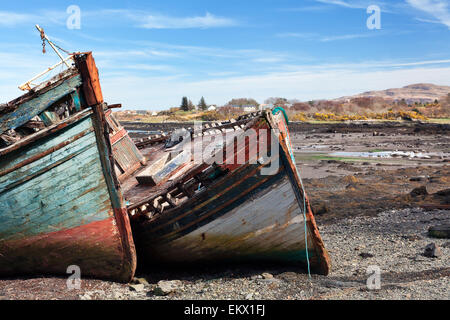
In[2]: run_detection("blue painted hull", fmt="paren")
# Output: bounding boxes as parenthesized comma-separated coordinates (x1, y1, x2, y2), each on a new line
(0, 53, 136, 282)
(0, 113, 135, 281)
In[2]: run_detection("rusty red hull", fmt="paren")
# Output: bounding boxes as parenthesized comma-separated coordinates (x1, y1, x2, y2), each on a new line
(0, 216, 132, 280)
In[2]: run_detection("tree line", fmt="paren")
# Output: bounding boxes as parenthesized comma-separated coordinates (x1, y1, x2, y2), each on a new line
(180, 96, 208, 111)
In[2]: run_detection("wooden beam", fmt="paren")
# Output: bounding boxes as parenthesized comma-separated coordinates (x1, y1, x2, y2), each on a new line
(0, 75, 82, 135)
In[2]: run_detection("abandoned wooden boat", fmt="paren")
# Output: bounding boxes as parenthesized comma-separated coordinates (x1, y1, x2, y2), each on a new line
(123, 110, 331, 275)
(0, 48, 138, 281)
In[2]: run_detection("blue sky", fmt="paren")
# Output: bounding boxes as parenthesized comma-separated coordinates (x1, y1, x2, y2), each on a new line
(1, 0, 449, 110)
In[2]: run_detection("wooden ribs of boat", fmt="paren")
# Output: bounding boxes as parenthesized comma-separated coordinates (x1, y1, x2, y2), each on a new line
(124, 110, 331, 275)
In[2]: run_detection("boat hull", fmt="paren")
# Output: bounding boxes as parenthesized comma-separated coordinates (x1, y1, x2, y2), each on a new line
(131, 112, 330, 275)
(0, 108, 136, 282)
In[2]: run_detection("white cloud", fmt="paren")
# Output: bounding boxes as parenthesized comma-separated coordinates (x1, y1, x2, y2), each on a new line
(277, 32, 379, 41)
(139, 12, 237, 29)
(252, 57, 285, 63)
(320, 33, 377, 41)
(97, 41, 291, 63)
(98, 10, 238, 29)
(1, 50, 449, 109)
(99, 60, 450, 109)
(278, 6, 331, 12)
(276, 32, 318, 39)
(314, 0, 396, 12)
(0, 12, 36, 26)
(0, 51, 67, 103)
(119, 64, 175, 72)
(407, 0, 450, 29)
(0, 10, 66, 27)
(316, 0, 363, 8)
(0, 9, 237, 30)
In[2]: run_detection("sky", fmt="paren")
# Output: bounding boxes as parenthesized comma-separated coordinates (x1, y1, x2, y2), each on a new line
(0, 0, 449, 110)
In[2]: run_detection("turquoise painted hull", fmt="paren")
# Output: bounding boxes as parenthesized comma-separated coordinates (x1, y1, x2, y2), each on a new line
(0, 53, 136, 282)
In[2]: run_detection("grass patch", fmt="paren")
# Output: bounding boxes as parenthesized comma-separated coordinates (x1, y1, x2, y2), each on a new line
(428, 118, 450, 124)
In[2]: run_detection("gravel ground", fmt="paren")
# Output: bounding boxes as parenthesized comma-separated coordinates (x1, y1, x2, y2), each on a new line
(81, 207, 450, 300)
(316, 208, 449, 300)
(1, 207, 447, 300)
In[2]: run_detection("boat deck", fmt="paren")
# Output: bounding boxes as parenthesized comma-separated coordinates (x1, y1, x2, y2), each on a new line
(121, 122, 252, 217)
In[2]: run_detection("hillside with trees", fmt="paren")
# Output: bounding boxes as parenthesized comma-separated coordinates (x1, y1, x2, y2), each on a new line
(114, 84, 450, 123)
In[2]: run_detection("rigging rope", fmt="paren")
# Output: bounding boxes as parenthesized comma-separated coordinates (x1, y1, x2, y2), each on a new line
(51, 41, 72, 56)
(272, 107, 311, 278)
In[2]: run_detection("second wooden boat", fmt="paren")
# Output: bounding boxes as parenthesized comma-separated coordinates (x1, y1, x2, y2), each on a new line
(124, 109, 331, 275)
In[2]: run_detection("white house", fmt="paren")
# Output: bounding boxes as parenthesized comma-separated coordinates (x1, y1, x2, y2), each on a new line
(230, 104, 258, 112)
(207, 105, 217, 111)
(259, 103, 274, 111)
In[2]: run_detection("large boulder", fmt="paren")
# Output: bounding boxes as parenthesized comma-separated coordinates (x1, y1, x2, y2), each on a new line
(423, 243, 442, 258)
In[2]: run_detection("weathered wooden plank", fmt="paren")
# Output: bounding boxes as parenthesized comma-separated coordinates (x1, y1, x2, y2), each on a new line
(0, 131, 96, 191)
(38, 111, 58, 126)
(2, 138, 99, 199)
(0, 75, 82, 135)
(0, 114, 93, 172)
(0, 109, 92, 157)
(0, 140, 95, 194)
(90, 103, 137, 281)
(271, 110, 331, 274)
(0, 217, 124, 279)
(2, 148, 106, 214)
(166, 176, 306, 253)
(143, 151, 188, 186)
(135, 153, 171, 185)
(76, 53, 103, 106)
(188, 177, 300, 238)
(112, 134, 145, 175)
(141, 162, 279, 239)
(0, 117, 112, 241)
(71, 91, 82, 112)
(0, 129, 95, 188)
(0, 151, 111, 241)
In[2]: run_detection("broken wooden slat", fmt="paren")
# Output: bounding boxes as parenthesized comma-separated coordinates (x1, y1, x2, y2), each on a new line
(164, 193, 177, 207)
(39, 111, 59, 126)
(22, 120, 45, 130)
(135, 135, 168, 149)
(71, 91, 82, 112)
(136, 153, 171, 185)
(136, 152, 188, 187)
(0, 75, 82, 135)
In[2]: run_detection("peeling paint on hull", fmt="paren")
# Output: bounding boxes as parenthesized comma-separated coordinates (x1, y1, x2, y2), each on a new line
(137, 175, 316, 263)
(0, 111, 135, 282)
(131, 111, 331, 275)
(0, 217, 125, 278)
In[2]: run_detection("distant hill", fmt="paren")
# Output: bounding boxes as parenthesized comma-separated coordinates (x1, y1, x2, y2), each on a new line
(336, 83, 450, 103)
